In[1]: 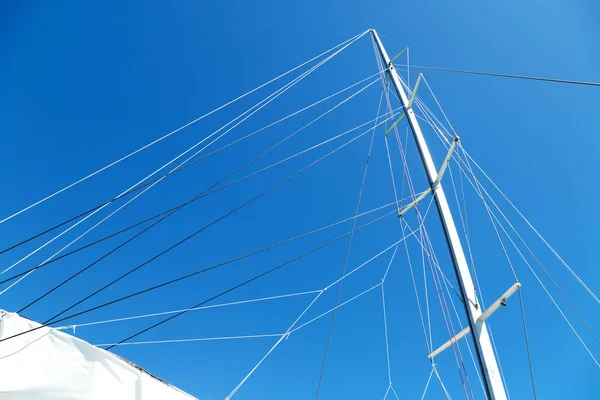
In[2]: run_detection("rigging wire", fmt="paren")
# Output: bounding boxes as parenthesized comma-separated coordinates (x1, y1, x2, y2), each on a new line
(517, 292, 538, 400)
(413, 93, 525, 396)
(412, 83, 600, 343)
(104, 217, 409, 351)
(398, 75, 481, 397)
(0, 30, 369, 227)
(1, 108, 400, 289)
(2, 125, 395, 344)
(314, 82, 381, 400)
(1, 196, 406, 290)
(448, 137, 600, 344)
(7, 29, 598, 397)
(377, 55, 441, 378)
(460, 147, 600, 307)
(376, 46, 477, 397)
(0, 206, 398, 345)
(35, 117, 377, 323)
(381, 250, 398, 387)
(225, 226, 423, 399)
(412, 91, 591, 392)
(12, 80, 384, 310)
(430, 123, 599, 368)
(374, 43, 477, 397)
(1, 32, 365, 293)
(95, 334, 284, 347)
(394, 64, 600, 88)
(56, 290, 322, 331)
(0, 72, 385, 257)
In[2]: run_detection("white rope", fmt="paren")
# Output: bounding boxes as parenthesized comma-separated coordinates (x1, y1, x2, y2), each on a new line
(0, 186, 161, 293)
(95, 333, 284, 347)
(322, 224, 421, 293)
(421, 75, 458, 137)
(398, 77, 454, 141)
(406, 214, 476, 398)
(190, 105, 403, 218)
(382, 385, 391, 400)
(382, 246, 398, 283)
(421, 102, 598, 309)
(427, 121, 600, 366)
(390, 75, 478, 396)
(420, 369, 434, 400)
(427, 122, 600, 367)
(446, 165, 483, 306)
(55, 290, 321, 331)
(226, 220, 423, 398)
(58, 212, 416, 340)
(403, 224, 432, 353)
(422, 229, 433, 354)
(195, 119, 396, 215)
(0, 53, 377, 291)
(384, 62, 473, 392)
(461, 146, 600, 306)
(208, 72, 384, 159)
(384, 129, 401, 213)
(410, 97, 492, 397)
(180, 72, 388, 179)
(0, 31, 368, 226)
(205, 81, 387, 189)
(225, 291, 324, 399)
(434, 367, 454, 400)
(372, 42, 435, 359)
(381, 284, 393, 385)
(289, 283, 381, 335)
(417, 90, 517, 398)
(444, 168, 491, 398)
(407, 207, 474, 397)
(440, 258, 487, 397)
(57, 202, 408, 329)
(389, 385, 401, 400)
(476, 183, 600, 367)
(481, 189, 600, 367)
(461, 147, 598, 347)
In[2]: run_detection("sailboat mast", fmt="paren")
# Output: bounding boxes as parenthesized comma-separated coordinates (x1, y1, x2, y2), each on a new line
(370, 29, 507, 400)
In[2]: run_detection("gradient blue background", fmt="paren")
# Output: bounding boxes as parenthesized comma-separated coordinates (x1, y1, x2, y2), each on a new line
(1, 1, 599, 399)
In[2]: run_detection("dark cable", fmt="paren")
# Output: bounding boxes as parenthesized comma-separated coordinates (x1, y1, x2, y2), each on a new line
(0, 77, 380, 256)
(394, 64, 600, 88)
(2, 126, 374, 288)
(105, 212, 395, 350)
(0, 127, 265, 256)
(62, 211, 395, 328)
(315, 108, 377, 399)
(518, 291, 538, 400)
(32, 130, 368, 325)
(0, 208, 171, 286)
(0, 209, 395, 345)
(17, 208, 177, 313)
(13, 108, 374, 313)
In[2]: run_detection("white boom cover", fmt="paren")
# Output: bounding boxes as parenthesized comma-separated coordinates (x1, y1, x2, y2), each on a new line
(0, 310, 196, 400)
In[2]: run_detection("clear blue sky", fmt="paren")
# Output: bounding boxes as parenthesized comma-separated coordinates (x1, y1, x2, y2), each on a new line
(1, 1, 599, 399)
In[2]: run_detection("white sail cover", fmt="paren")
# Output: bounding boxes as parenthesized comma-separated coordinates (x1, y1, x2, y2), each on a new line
(0, 310, 196, 400)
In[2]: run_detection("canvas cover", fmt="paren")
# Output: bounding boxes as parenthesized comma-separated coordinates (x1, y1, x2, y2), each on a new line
(0, 310, 196, 400)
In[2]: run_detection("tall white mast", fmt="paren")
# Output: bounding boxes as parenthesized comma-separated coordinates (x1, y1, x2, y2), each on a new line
(370, 29, 507, 400)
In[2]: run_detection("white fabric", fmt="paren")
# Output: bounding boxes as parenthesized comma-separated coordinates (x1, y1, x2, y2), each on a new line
(0, 310, 196, 400)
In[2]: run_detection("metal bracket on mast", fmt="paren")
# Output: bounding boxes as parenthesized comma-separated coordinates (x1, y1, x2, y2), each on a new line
(408, 73, 423, 109)
(428, 282, 521, 359)
(397, 137, 459, 218)
(371, 29, 509, 400)
(384, 114, 405, 137)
